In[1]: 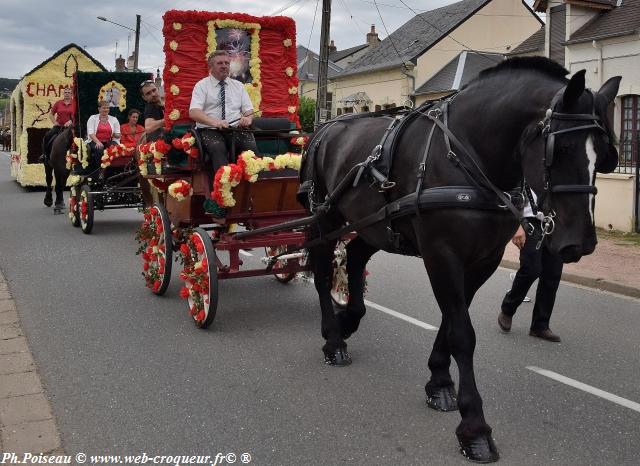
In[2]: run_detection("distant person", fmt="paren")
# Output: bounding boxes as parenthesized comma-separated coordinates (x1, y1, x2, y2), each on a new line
(140, 80, 164, 141)
(41, 87, 75, 162)
(84, 100, 121, 172)
(498, 192, 563, 342)
(120, 109, 145, 147)
(189, 50, 256, 174)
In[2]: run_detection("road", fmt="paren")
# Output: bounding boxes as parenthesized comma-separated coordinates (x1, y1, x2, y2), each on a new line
(1, 152, 639, 465)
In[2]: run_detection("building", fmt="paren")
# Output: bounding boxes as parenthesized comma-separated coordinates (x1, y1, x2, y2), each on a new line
(328, 0, 542, 115)
(9, 43, 105, 186)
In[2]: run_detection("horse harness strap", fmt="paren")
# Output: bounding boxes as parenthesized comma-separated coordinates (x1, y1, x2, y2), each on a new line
(424, 104, 528, 226)
(302, 186, 524, 251)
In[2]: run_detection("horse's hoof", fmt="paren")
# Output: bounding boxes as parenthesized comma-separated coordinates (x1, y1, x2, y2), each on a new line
(425, 384, 458, 411)
(44, 197, 53, 207)
(53, 204, 65, 215)
(458, 433, 499, 463)
(324, 348, 352, 366)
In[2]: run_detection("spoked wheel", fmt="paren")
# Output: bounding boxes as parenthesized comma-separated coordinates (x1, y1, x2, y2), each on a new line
(79, 185, 94, 234)
(139, 204, 173, 295)
(68, 185, 80, 227)
(179, 228, 218, 329)
(330, 241, 349, 309)
(265, 246, 298, 283)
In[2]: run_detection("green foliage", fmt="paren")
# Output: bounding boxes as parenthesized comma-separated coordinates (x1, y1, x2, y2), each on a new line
(299, 96, 316, 133)
(0, 78, 19, 94)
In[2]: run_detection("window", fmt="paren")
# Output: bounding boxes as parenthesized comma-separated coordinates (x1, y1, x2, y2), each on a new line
(619, 95, 639, 174)
(325, 92, 333, 117)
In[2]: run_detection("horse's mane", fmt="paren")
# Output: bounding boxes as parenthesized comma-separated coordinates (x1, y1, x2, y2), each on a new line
(462, 56, 569, 90)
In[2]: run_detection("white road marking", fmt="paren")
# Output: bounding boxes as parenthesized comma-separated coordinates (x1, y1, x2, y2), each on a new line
(527, 366, 640, 413)
(308, 276, 439, 330)
(364, 299, 438, 331)
(239, 249, 253, 257)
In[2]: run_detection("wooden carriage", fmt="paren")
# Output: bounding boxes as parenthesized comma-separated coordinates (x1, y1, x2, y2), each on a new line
(135, 11, 350, 328)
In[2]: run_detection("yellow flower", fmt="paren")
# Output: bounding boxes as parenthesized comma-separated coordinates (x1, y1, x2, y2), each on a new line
(173, 22, 182, 30)
(169, 109, 180, 120)
(170, 84, 180, 95)
(288, 106, 296, 114)
(288, 87, 298, 95)
(170, 41, 178, 51)
(283, 38, 292, 47)
(285, 67, 294, 77)
(170, 65, 179, 73)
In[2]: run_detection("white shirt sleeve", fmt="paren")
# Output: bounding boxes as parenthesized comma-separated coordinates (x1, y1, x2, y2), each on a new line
(240, 86, 253, 114)
(87, 114, 97, 136)
(189, 80, 206, 111)
(110, 116, 121, 134)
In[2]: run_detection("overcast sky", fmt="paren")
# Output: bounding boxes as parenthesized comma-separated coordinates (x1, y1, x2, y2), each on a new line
(0, 0, 538, 80)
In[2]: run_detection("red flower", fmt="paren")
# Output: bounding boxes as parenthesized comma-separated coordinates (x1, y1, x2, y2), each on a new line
(152, 280, 161, 292)
(180, 243, 190, 256)
(179, 287, 190, 299)
(192, 283, 201, 293)
(189, 306, 197, 316)
(195, 310, 206, 321)
(201, 258, 208, 269)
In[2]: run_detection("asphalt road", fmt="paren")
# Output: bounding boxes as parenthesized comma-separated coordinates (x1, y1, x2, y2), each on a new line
(1, 152, 639, 465)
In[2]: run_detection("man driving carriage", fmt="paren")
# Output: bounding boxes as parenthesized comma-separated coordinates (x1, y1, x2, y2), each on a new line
(188, 50, 257, 174)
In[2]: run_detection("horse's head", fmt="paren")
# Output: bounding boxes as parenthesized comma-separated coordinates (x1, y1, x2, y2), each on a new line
(523, 70, 621, 263)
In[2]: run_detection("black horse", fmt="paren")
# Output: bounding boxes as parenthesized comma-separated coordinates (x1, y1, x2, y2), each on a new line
(299, 57, 620, 462)
(44, 127, 73, 213)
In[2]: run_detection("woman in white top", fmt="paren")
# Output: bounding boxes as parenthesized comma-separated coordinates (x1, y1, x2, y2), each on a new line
(85, 100, 121, 170)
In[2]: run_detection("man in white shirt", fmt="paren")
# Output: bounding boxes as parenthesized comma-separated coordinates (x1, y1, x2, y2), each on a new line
(189, 50, 257, 174)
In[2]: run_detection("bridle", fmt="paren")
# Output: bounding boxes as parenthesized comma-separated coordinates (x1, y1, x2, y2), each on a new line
(534, 86, 609, 241)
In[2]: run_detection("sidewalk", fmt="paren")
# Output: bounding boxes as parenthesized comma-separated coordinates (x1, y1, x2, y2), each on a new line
(501, 230, 640, 299)
(0, 270, 63, 455)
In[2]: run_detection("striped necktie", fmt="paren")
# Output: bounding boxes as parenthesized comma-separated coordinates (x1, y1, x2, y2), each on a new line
(219, 81, 226, 120)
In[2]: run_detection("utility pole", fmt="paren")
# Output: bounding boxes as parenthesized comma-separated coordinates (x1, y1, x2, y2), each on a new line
(315, 0, 331, 128)
(134, 14, 141, 72)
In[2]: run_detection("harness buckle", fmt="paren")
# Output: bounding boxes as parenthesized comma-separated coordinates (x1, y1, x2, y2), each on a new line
(497, 192, 512, 209)
(427, 108, 442, 119)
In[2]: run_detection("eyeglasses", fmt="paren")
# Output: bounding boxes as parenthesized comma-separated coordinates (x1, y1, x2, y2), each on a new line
(139, 80, 155, 89)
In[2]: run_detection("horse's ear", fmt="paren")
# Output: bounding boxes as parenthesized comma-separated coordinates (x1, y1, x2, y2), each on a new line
(598, 76, 621, 104)
(562, 70, 586, 107)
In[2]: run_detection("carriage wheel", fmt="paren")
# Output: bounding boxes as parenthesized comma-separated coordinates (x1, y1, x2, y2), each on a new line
(79, 185, 94, 234)
(68, 185, 80, 227)
(140, 204, 173, 296)
(179, 228, 218, 329)
(265, 246, 297, 283)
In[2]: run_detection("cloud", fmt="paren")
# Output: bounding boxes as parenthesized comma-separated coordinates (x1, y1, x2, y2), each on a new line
(0, 0, 459, 79)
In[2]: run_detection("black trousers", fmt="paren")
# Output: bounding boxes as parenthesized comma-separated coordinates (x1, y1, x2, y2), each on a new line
(88, 141, 116, 168)
(199, 128, 257, 174)
(501, 219, 563, 331)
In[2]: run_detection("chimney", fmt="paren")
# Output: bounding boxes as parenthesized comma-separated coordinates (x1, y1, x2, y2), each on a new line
(115, 55, 126, 72)
(127, 54, 135, 71)
(367, 24, 380, 47)
(328, 39, 337, 54)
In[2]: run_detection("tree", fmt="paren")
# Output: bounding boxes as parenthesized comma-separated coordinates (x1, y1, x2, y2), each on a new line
(299, 96, 316, 133)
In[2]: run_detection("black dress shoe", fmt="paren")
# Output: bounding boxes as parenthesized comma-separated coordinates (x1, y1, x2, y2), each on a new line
(498, 312, 512, 332)
(529, 328, 561, 342)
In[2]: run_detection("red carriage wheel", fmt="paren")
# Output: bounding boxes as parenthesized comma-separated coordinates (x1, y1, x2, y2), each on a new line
(139, 204, 173, 296)
(68, 185, 80, 227)
(79, 185, 94, 234)
(179, 228, 218, 329)
(265, 246, 297, 283)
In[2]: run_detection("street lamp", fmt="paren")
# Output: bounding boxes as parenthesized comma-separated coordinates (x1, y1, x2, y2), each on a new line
(97, 15, 141, 71)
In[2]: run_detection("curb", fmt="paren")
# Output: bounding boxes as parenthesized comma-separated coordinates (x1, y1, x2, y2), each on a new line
(500, 259, 640, 299)
(0, 272, 64, 456)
